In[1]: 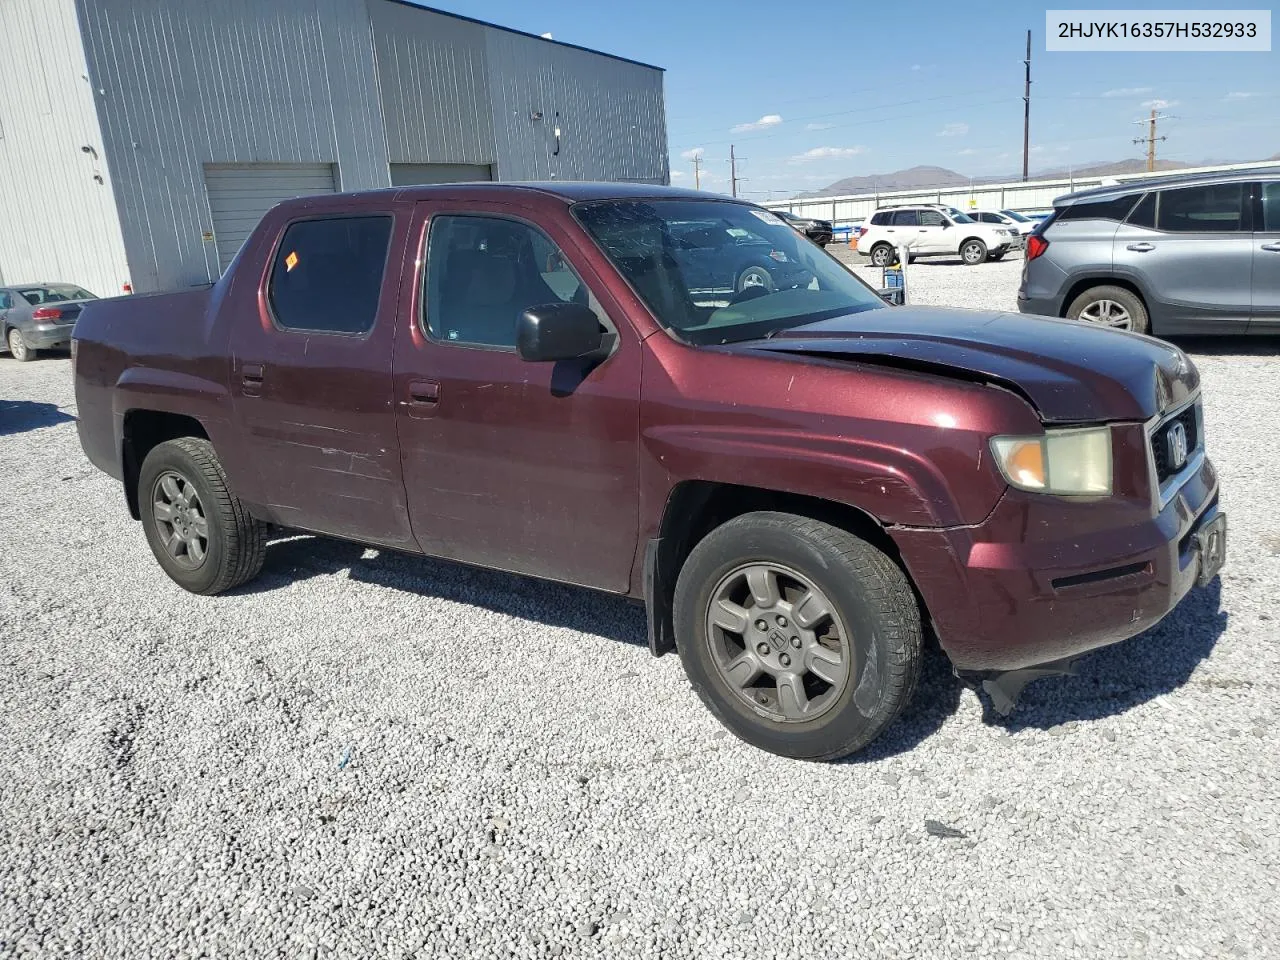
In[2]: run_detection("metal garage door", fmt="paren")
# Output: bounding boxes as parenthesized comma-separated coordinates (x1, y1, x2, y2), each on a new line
(389, 163, 493, 186)
(204, 163, 337, 271)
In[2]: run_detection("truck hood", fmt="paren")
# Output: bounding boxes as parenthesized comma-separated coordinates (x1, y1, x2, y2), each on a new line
(736, 306, 1197, 423)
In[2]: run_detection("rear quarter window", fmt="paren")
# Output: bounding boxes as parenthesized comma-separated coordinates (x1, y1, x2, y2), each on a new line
(1054, 195, 1140, 223)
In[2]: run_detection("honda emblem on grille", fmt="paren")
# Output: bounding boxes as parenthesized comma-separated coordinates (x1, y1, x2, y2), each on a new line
(1166, 421, 1188, 471)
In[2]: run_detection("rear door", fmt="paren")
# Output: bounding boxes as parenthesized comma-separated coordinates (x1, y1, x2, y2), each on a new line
(226, 204, 417, 548)
(1252, 179, 1280, 330)
(1111, 183, 1252, 334)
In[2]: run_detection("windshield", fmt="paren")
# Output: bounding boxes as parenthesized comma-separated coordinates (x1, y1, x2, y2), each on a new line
(1001, 209, 1032, 222)
(18, 284, 97, 304)
(944, 208, 976, 224)
(573, 199, 884, 345)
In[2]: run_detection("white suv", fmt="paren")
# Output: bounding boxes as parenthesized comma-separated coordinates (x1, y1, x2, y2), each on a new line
(857, 204, 1012, 267)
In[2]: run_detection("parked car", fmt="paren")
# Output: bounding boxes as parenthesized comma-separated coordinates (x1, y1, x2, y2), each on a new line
(1019, 167, 1280, 335)
(857, 203, 1013, 266)
(668, 218, 813, 294)
(773, 210, 833, 246)
(72, 182, 1224, 761)
(0, 282, 97, 361)
(967, 209, 1030, 247)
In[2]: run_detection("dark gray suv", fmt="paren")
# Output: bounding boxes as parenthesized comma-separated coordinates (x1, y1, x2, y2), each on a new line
(1018, 168, 1280, 336)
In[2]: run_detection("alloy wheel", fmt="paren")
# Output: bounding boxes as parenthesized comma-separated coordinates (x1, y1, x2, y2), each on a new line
(1077, 299, 1132, 329)
(151, 470, 210, 569)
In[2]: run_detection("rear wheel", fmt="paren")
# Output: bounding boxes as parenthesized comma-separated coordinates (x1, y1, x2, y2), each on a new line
(869, 243, 895, 268)
(7, 328, 33, 362)
(674, 512, 922, 761)
(138, 438, 267, 595)
(1066, 284, 1149, 334)
(960, 239, 988, 265)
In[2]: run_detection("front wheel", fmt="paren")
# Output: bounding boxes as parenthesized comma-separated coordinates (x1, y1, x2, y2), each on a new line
(7, 328, 33, 362)
(138, 438, 267, 595)
(960, 239, 988, 265)
(674, 512, 922, 761)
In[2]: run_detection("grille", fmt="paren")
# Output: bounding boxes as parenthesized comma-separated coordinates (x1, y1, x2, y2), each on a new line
(1152, 404, 1200, 485)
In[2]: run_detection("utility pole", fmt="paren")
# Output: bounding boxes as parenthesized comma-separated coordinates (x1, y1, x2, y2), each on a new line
(692, 154, 702, 189)
(1022, 29, 1031, 182)
(730, 145, 738, 197)
(1132, 110, 1168, 171)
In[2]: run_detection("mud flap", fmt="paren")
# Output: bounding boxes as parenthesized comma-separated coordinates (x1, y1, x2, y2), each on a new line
(955, 655, 1080, 717)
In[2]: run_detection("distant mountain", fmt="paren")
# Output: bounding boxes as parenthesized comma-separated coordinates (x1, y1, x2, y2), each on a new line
(805, 165, 971, 198)
(1035, 158, 1191, 178)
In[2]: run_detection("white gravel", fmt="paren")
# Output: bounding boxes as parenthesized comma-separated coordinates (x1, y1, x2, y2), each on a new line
(2, 264, 1279, 959)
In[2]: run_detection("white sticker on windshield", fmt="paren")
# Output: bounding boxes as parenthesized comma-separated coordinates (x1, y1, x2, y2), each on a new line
(750, 209, 783, 224)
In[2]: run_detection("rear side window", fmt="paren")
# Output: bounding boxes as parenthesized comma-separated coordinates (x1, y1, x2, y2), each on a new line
(1056, 195, 1140, 223)
(268, 216, 393, 334)
(891, 210, 919, 226)
(1264, 181, 1280, 231)
(1157, 184, 1246, 233)
(1125, 193, 1156, 229)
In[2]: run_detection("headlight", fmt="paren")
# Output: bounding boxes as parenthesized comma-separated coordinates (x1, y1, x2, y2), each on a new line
(990, 427, 1113, 495)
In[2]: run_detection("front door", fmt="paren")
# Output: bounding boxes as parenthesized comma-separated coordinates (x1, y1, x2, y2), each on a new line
(915, 208, 951, 253)
(1252, 180, 1280, 330)
(227, 208, 416, 548)
(391, 202, 641, 591)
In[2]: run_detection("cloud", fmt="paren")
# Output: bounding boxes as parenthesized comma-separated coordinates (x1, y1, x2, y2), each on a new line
(957, 148, 980, 156)
(911, 64, 922, 71)
(731, 114, 782, 133)
(669, 170, 685, 179)
(540, 32, 553, 39)
(805, 122, 835, 131)
(937, 122, 969, 137)
(789, 146, 868, 164)
(1141, 98, 1177, 109)
(1102, 86, 1152, 97)
(679, 147, 704, 160)
(1225, 91, 1258, 99)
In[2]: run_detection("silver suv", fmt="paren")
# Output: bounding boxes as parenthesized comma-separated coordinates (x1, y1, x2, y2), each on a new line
(1018, 167, 1280, 335)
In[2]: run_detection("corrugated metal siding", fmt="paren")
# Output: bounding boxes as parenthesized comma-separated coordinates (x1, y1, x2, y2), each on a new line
(485, 31, 668, 184)
(370, 2, 496, 167)
(0, 0, 130, 296)
(73, 0, 391, 292)
(389, 163, 492, 185)
(204, 163, 337, 270)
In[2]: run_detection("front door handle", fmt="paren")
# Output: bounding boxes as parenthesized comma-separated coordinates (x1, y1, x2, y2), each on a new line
(241, 362, 264, 397)
(405, 379, 440, 418)
(1126, 242, 1156, 253)
(1261, 242, 1280, 253)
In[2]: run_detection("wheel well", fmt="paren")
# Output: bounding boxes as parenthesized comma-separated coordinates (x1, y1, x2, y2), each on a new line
(121, 411, 209, 519)
(646, 481, 917, 656)
(1059, 277, 1148, 320)
(961, 236, 987, 249)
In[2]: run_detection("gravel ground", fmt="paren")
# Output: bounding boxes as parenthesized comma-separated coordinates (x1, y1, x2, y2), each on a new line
(2, 263, 1278, 959)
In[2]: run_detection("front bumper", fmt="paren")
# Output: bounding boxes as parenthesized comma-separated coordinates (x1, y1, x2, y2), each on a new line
(890, 451, 1221, 674)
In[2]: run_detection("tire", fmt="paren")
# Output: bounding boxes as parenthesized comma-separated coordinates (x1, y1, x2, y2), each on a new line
(960, 239, 987, 265)
(7, 328, 33, 362)
(138, 437, 267, 595)
(1065, 284, 1149, 335)
(869, 243, 895, 268)
(735, 264, 775, 294)
(673, 511, 922, 761)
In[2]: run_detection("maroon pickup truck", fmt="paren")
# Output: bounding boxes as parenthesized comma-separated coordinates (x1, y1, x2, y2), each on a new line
(72, 183, 1225, 761)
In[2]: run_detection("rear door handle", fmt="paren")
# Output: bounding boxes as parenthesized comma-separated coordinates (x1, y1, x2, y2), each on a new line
(1261, 242, 1280, 252)
(1126, 242, 1156, 253)
(241, 362, 264, 397)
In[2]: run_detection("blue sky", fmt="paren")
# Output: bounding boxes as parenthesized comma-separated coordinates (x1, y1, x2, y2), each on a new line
(425, 0, 1278, 198)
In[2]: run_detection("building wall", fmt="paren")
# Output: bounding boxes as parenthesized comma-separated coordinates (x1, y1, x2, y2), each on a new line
(73, 0, 392, 292)
(0, 0, 130, 296)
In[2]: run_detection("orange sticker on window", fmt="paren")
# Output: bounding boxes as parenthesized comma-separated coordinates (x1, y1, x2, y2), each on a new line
(285, 251, 299, 272)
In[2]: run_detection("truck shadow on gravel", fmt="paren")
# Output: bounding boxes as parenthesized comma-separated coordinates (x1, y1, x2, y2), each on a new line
(0, 399, 75, 437)
(242, 533, 649, 648)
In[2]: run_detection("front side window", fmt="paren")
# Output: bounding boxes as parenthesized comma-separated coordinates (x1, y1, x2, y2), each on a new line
(574, 198, 885, 346)
(0, 292, 11, 310)
(423, 215, 597, 348)
(919, 210, 945, 227)
(1157, 184, 1246, 233)
(268, 216, 392, 334)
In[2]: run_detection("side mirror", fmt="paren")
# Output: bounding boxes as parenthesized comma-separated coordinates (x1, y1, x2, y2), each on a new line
(941, 221, 952, 229)
(516, 301, 603, 362)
